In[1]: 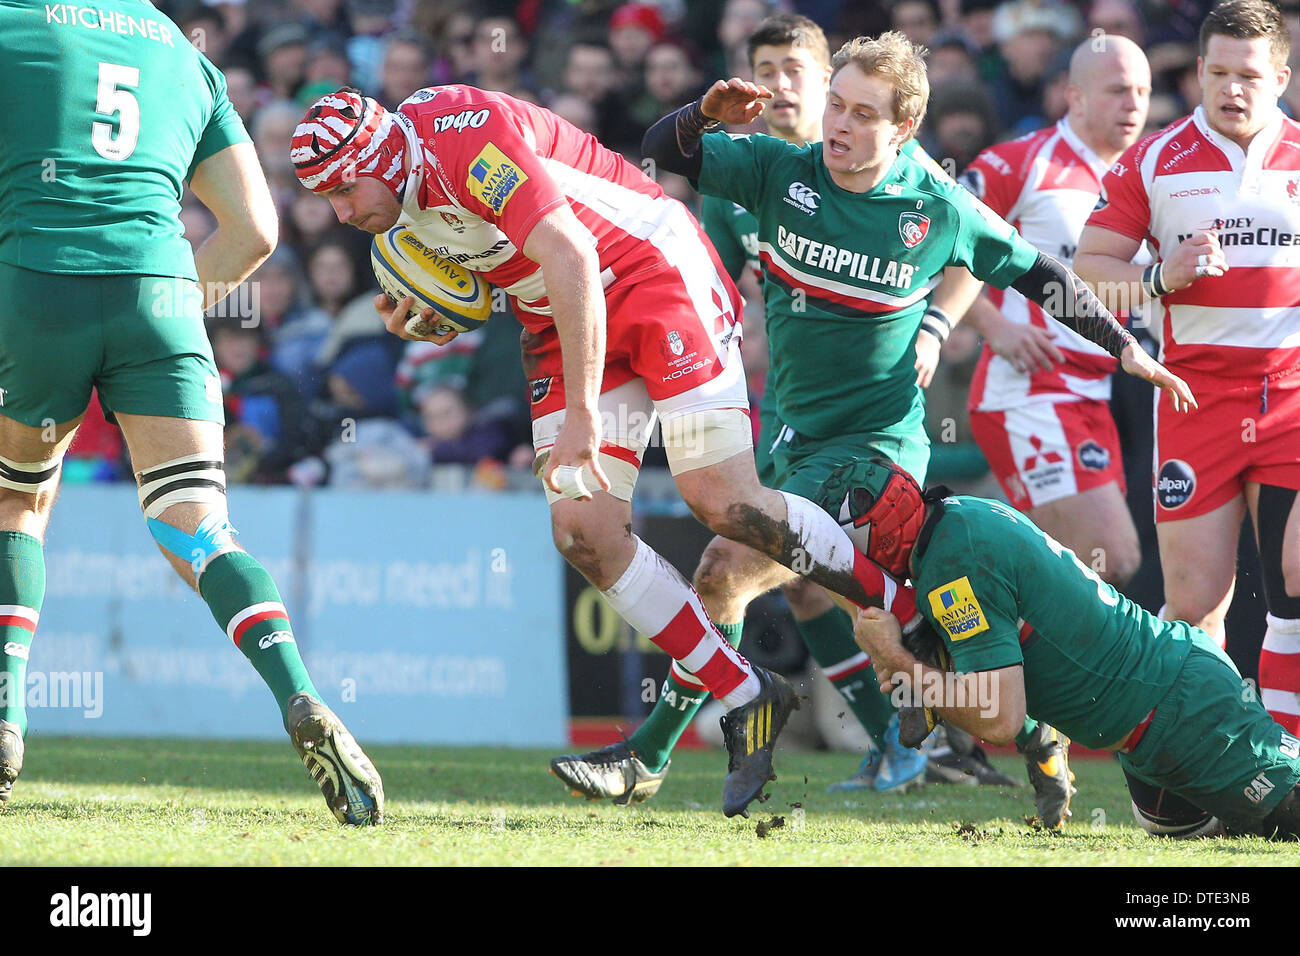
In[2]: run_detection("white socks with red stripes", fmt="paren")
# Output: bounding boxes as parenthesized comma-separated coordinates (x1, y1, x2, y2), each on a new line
(778, 491, 917, 620)
(601, 537, 760, 709)
(1260, 614, 1300, 734)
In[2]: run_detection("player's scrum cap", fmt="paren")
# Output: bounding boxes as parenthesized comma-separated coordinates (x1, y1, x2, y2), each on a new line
(817, 457, 928, 579)
(291, 88, 407, 195)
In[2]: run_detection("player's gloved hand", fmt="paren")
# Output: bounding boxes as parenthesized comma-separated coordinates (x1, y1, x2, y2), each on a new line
(700, 78, 773, 125)
(1120, 340, 1198, 413)
(914, 329, 942, 387)
(1160, 230, 1228, 291)
(984, 313, 1063, 373)
(374, 292, 460, 345)
(546, 407, 611, 501)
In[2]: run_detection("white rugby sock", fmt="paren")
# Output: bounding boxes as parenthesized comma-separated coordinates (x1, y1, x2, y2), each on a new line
(778, 491, 916, 620)
(1261, 614, 1300, 735)
(601, 537, 759, 707)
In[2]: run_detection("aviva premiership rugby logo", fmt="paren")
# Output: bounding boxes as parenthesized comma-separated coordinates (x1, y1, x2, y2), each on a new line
(928, 576, 989, 640)
(899, 211, 930, 248)
(466, 142, 528, 215)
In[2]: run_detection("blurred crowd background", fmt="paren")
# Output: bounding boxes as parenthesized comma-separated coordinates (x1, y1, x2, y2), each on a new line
(61, 0, 1300, 497)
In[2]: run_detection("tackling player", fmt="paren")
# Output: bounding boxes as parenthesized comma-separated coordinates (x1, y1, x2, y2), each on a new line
(0, 0, 383, 824)
(843, 457, 1300, 839)
(954, 36, 1149, 591)
(1075, 0, 1300, 734)
(290, 82, 945, 818)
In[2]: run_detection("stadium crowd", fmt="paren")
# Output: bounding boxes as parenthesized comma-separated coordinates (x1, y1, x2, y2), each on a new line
(59, 0, 1297, 493)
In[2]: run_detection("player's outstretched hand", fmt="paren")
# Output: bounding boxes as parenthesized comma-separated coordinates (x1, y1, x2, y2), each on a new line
(986, 317, 1064, 373)
(1120, 341, 1197, 413)
(545, 408, 612, 501)
(914, 329, 941, 387)
(1161, 230, 1228, 291)
(700, 78, 773, 126)
(373, 292, 460, 345)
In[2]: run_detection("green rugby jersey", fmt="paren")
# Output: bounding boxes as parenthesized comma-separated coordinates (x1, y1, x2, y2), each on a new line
(914, 496, 1194, 748)
(0, 0, 250, 277)
(697, 134, 1038, 440)
(700, 194, 759, 283)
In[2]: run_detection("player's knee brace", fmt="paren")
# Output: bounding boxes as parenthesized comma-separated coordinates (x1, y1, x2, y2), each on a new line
(1126, 770, 1223, 838)
(1257, 485, 1300, 616)
(0, 451, 63, 495)
(661, 408, 753, 475)
(135, 453, 238, 575)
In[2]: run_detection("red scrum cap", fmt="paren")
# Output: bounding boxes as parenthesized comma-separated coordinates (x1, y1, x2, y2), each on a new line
(817, 458, 929, 579)
(291, 88, 407, 194)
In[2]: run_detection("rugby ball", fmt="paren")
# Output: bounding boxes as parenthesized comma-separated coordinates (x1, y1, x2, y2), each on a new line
(370, 225, 492, 337)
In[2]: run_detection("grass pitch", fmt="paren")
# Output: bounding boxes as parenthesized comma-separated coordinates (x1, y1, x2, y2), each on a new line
(2, 736, 1297, 866)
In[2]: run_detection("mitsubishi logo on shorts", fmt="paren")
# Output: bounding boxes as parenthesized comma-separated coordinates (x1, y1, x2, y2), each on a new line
(1022, 435, 1063, 472)
(899, 212, 930, 248)
(783, 181, 820, 214)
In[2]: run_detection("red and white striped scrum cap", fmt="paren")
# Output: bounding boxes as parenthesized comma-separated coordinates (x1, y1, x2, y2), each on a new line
(291, 88, 407, 194)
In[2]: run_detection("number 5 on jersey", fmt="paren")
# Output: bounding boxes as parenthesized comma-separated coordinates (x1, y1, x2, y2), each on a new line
(93, 62, 140, 162)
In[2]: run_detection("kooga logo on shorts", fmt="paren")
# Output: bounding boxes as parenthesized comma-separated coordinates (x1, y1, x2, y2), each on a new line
(1157, 459, 1195, 509)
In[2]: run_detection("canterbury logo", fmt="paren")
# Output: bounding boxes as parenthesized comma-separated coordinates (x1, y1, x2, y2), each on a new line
(745, 702, 774, 755)
(258, 630, 296, 650)
(3, 641, 29, 660)
(785, 181, 820, 213)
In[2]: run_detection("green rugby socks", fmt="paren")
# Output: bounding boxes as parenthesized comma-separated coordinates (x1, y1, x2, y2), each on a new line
(1015, 717, 1041, 750)
(198, 550, 318, 725)
(797, 606, 894, 741)
(0, 531, 44, 735)
(627, 621, 744, 772)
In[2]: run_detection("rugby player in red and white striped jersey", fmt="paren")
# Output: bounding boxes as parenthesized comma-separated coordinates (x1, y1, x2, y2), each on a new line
(952, 35, 1149, 590)
(290, 84, 926, 816)
(1076, 0, 1300, 732)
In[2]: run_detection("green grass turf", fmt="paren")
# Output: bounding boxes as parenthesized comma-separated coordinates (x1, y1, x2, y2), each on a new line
(1, 736, 1297, 865)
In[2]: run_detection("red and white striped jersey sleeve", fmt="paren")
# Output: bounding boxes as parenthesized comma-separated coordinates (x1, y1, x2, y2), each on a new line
(1086, 136, 1155, 243)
